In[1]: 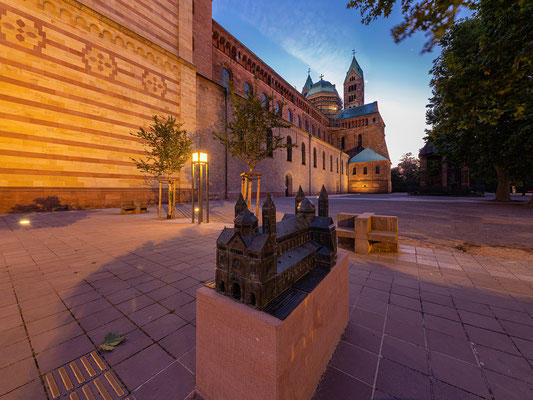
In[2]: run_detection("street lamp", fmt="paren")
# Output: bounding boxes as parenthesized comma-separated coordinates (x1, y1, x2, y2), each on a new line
(192, 151, 209, 223)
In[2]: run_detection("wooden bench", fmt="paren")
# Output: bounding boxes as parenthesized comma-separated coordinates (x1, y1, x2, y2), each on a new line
(337, 212, 398, 254)
(121, 200, 148, 214)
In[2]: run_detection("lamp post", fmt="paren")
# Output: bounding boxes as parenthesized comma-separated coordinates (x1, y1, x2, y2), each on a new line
(192, 151, 209, 224)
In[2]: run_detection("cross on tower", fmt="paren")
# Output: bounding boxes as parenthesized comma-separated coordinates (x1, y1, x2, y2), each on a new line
(319, 74, 324, 80)
(307, 67, 311, 74)
(352, 49, 356, 57)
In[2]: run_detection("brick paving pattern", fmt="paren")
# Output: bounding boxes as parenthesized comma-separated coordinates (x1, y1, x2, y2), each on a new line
(1, 204, 532, 400)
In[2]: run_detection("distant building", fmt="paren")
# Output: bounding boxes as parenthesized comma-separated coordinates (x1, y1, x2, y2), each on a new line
(419, 142, 470, 193)
(215, 186, 336, 310)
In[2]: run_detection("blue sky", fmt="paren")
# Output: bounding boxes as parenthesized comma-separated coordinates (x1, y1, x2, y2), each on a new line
(212, 0, 440, 166)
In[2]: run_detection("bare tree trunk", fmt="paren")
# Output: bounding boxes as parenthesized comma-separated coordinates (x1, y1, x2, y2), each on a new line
(493, 165, 511, 202)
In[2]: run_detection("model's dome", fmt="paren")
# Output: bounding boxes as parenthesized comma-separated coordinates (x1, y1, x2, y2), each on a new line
(298, 198, 315, 212)
(306, 80, 339, 97)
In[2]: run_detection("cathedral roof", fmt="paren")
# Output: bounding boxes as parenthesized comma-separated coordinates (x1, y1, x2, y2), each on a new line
(306, 79, 340, 97)
(345, 55, 364, 81)
(335, 101, 378, 120)
(348, 148, 388, 163)
(302, 74, 313, 92)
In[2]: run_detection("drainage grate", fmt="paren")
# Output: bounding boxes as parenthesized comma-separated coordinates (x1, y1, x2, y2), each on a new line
(43, 351, 129, 400)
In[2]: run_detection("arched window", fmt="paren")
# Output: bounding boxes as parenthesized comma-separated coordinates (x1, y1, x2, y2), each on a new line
(322, 151, 326, 170)
(305, 120, 309, 132)
(287, 109, 292, 123)
(266, 129, 273, 157)
(352, 167, 357, 175)
(297, 115, 301, 128)
(275, 101, 281, 115)
(287, 136, 292, 161)
(376, 165, 380, 174)
(261, 93, 267, 109)
(317, 129, 321, 139)
(363, 167, 368, 175)
(313, 148, 317, 168)
(312, 125, 315, 136)
(301, 143, 306, 165)
(341, 160, 343, 174)
(244, 81, 251, 97)
(336, 158, 339, 173)
(341, 137, 345, 149)
(221, 67, 230, 89)
(358, 134, 362, 147)
(346, 161, 349, 175)
(330, 155, 333, 171)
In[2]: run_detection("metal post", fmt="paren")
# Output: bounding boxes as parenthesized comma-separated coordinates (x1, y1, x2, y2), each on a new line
(191, 161, 195, 223)
(158, 180, 162, 220)
(172, 180, 176, 219)
(255, 175, 261, 218)
(199, 162, 203, 223)
(206, 162, 209, 223)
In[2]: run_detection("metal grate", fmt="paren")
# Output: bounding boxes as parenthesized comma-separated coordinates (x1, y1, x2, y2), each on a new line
(43, 351, 129, 400)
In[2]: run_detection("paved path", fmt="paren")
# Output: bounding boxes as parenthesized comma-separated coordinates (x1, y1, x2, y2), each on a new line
(1, 206, 532, 399)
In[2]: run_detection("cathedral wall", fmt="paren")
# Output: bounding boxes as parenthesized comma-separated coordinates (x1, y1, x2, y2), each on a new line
(0, 0, 196, 213)
(348, 160, 391, 194)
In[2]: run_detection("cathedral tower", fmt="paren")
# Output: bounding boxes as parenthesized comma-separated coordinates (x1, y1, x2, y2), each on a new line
(302, 71, 313, 97)
(262, 194, 276, 236)
(344, 53, 364, 109)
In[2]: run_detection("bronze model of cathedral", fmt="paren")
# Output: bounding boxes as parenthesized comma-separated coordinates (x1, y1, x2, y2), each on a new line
(215, 185, 337, 315)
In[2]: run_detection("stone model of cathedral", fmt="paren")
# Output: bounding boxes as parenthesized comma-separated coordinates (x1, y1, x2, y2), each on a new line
(215, 186, 337, 310)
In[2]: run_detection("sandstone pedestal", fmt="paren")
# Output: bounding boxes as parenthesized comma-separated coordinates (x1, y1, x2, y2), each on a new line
(196, 253, 349, 400)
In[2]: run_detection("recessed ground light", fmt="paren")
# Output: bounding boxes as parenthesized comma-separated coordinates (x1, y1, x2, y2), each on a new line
(19, 220, 30, 225)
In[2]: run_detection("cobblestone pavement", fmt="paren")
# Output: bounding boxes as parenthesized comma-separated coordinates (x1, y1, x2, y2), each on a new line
(1, 205, 532, 400)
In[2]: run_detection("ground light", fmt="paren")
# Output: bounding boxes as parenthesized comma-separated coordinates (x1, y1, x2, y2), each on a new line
(192, 151, 209, 224)
(19, 220, 30, 225)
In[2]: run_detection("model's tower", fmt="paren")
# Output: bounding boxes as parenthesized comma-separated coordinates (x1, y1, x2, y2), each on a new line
(235, 193, 247, 217)
(295, 185, 305, 213)
(318, 185, 328, 217)
(262, 194, 276, 236)
(344, 53, 364, 109)
(302, 70, 313, 97)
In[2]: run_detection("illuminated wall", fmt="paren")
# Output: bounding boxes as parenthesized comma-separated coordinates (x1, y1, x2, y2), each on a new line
(0, 0, 196, 212)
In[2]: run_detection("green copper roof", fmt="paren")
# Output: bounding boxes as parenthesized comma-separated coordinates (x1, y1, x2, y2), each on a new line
(306, 79, 339, 97)
(302, 74, 313, 92)
(345, 56, 363, 81)
(336, 101, 378, 120)
(349, 148, 388, 163)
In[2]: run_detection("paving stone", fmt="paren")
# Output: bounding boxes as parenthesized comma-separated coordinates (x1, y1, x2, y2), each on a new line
(101, 328, 153, 366)
(385, 318, 425, 346)
(433, 380, 487, 400)
(376, 358, 430, 400)
(330, 341, 378, 385)
(459, 310, 503, 332)
(349, 307, 385, 332)
(355, 297, 387, 315)
(420, 291, 454, 307)
(465, 325, 520, 355)
(430, 351, 490, 398)
(426, 329, 476, 364)
(475, 345, 533, 384)
(500, 319, 533, 340)
(158, 324, 196, 359)
(0, 378, 47, 400)
(484, 369, 533, 400)
(314, 366, 373, 400)
(512, 337, 533, 360)
(159, 291, 195, 310)
(114, 344, 174, 391)
(142, 313, 187, 341)
(390, 293, 422, 312)
(35, 334, 95, 373)
(342, 322, 382, 354)
(360, 286, 390, 303)
(387, 304, 423, 325)
(25, 311, 75, 337)
(381, 335, 428, 374)
(422, 301, 460, 321)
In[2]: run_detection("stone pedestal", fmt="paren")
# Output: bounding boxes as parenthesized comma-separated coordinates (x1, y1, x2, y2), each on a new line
(196, 253, 349, 400)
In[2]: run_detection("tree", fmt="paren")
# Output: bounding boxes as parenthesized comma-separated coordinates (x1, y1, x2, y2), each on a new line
(346, 0, 476, 52)
(391, 152, 419, 191)
(213, 79, 293, 211)
(131, 115, 193, 218)
(426, 0, 533, 202)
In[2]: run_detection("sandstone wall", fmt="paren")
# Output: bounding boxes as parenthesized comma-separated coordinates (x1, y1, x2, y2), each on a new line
(0, 0, 196, 213)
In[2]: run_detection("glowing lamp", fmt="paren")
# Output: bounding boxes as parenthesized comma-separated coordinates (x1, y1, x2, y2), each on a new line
(192, 152, 208, 163)
(19, 220, 30, 225)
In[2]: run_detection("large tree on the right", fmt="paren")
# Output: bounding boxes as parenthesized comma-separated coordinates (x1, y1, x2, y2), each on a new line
(426, 0, 533, 202)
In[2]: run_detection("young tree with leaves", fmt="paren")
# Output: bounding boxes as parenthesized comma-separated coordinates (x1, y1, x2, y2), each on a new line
(131, 115, 193, 218)
(213, 79, 293, 210)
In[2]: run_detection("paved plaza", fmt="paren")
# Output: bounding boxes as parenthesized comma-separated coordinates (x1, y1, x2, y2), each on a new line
(1, 196, 533, 399)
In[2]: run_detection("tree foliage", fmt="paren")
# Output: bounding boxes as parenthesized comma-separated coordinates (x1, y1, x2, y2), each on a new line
(391, 152, 420, 191)
(426, 0, 533, 201)
(346, 0, 476, 52)
(131, 115, 193, 179)
(213, 79, 293, 174)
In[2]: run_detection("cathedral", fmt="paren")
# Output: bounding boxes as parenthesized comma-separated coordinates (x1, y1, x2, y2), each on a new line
(0, 0, 391, 213)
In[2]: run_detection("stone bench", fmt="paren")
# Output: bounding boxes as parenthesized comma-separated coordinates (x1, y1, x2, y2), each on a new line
(337, 212, 398, 254)
(121, 200, 148, 214)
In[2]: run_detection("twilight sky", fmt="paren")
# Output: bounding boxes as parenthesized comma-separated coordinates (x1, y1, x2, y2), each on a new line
(212, 0, 440, 166)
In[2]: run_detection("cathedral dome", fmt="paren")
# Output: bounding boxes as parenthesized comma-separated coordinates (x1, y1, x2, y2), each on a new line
(306, 80, 339, 97)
